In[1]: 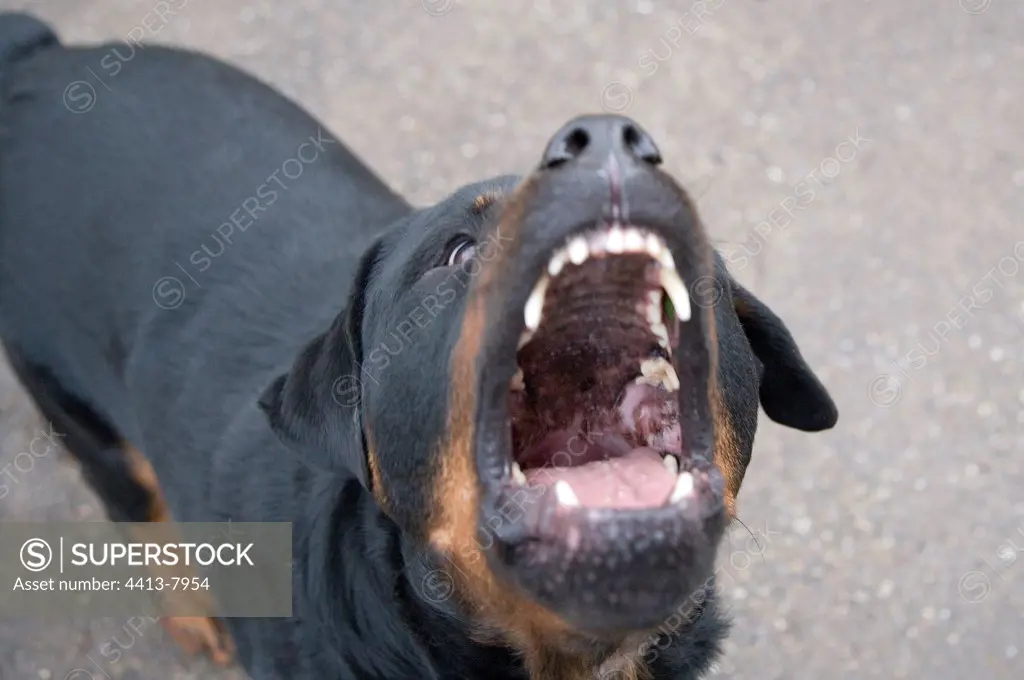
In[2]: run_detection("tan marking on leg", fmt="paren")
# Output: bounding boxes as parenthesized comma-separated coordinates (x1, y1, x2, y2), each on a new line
(122, 442, 236, 665)
(124, 444, 171, 522)
(160, 616, 236, 666)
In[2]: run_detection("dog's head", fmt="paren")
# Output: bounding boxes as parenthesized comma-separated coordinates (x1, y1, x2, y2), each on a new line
(260, 115, 837, 672)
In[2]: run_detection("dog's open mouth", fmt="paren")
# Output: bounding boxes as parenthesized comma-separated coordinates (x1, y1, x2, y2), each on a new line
(509, 226, 703, 512)
(474, 217, 726, 631)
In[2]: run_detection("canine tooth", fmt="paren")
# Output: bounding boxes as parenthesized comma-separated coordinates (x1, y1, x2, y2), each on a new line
(568, 237, 589, 265)
(606, 226, 625, 253)
(663, 455, 679, 475)
(524, 276, 548, 331)
(511, 367, 525, 391)
(512, 462, 527, 485)
(645, 234, 664, 258)
(518, 329, 534, 349)
(640, 357, 680, 392)
(659, 268, 691, 322)
(670, 472, 695, 503)
(588, 230, 608, 256)
(555, 480, 580, 507)
(623, 228, 645, 252)
(548, 250, 566, 277)
(658, 249, 676, 271)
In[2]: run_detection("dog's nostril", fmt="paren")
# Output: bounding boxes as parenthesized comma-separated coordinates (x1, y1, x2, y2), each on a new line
(564, 128, 590, 158)
(622, 123, 662, 166)
(542, 127, 590, 169)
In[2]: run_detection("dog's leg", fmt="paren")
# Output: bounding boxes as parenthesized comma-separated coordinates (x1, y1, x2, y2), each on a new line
(2, 345, 234, 666)
(2, 346, 153, 522)
(121, 445, 236, 666)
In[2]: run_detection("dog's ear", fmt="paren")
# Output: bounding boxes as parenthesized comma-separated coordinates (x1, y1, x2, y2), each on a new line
(726, 275, 838, 432)
(257, 241, 382, 487)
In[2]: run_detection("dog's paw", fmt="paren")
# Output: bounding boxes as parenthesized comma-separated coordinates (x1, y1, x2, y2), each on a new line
(160, 616, 235, 666)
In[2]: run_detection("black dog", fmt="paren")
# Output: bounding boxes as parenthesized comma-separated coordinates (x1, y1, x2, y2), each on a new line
(0, 13, 837, 680)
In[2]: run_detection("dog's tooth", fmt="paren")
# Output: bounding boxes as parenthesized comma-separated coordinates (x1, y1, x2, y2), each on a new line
(640, 357, 680, 392)
(646, 304, 662, 328)
(554, 480, 580, 507)
(518, 329, 534, 350)
(659, 268, 691, 322)
(511, 367, 525, 391)
(524, 276, 548, 331)
(588, 230, 608, 257)
(511, 462, 527, 485)
(658, 248, 676, 271)
(623, 228, 645, 252)
(670, 472, 695, 503)
(606, 225, 625, 254)
(645, 234, 664, 259)
(548, 249, 566, 277)
(568, 237, 589, 266)
(651, 323, 670, 349)
(665, 366, 680, 391)
(663, 455, 679, 475)
(646, 290, 663, 326)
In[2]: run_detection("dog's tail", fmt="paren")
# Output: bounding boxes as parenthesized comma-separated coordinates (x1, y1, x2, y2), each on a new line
(0, 12, 59, 75)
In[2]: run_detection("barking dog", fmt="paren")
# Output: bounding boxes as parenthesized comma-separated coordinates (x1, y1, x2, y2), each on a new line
(0, 13, 836, 680)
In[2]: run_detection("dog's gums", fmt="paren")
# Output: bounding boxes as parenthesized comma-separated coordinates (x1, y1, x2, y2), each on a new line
(509, 225, 702, 513)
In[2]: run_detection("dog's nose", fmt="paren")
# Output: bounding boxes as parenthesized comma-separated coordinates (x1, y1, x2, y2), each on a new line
(540, 115, 662, 171)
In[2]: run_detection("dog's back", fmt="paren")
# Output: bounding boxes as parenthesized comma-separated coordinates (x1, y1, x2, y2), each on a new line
(0, 12, 410, 523)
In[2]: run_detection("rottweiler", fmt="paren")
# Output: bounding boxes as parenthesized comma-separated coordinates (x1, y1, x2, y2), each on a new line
(0, 13, 837, 680)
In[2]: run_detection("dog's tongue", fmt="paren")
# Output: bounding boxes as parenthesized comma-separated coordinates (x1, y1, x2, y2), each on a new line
(525, 447, 675, 509)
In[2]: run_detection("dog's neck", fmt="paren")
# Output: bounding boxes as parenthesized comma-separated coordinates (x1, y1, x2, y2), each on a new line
(297, 477, 728, 679)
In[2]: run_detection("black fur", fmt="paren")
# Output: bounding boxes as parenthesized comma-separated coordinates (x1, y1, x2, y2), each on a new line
(0, 14, 836, 679)
(729, 278, 838, 432)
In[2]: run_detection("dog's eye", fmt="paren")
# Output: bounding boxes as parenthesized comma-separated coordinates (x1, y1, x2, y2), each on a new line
(446, 237, 477, 267)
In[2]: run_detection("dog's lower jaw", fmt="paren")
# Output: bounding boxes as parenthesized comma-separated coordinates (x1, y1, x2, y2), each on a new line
(467, 626, 646, 680)
(456, 582, 727, 680)
(517, 634, 654, 680)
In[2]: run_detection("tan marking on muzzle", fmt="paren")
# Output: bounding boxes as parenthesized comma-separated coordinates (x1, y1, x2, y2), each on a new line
(711, 390, 740, 519)
(365, 425, 388, 511)
(696, 245, 737, 518)
(428, 178, 721, 679)
(428, 291, 584, 670)
(427, 180, 642, 679)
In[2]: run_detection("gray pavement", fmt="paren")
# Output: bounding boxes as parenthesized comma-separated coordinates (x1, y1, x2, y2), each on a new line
(0, 1, 1021, 678)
